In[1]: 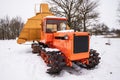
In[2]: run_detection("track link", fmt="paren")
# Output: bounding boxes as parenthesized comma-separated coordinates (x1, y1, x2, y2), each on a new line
(86, 49, 101, 69)
(77, 49, 101, 69)
(38, 42, 66, 74)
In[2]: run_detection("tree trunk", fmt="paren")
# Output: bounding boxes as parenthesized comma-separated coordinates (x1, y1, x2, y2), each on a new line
(83, 14, 86, 32)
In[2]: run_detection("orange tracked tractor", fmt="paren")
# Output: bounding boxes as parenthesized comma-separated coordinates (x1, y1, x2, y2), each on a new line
(17, 3, 100, 74)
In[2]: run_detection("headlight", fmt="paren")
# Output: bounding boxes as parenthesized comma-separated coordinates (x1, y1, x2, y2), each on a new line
(64, 35, 69, 40)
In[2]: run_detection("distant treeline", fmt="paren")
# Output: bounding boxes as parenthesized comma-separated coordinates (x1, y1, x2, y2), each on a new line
(0, 16, 120, 40)
(0, 16, 24, 40)
(88, 23, 120, 36)
(110, 28, 120, 37)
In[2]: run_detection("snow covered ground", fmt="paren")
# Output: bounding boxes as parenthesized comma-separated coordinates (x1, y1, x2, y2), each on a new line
(0, 36, 120, 80)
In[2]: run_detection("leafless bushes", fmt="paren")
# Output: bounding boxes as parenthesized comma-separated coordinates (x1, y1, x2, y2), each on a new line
(0, 16, 24, 40)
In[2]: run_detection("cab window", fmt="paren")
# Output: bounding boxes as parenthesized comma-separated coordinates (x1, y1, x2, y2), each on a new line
(46, 24, 57, 33)
(46, 19, 67, 33)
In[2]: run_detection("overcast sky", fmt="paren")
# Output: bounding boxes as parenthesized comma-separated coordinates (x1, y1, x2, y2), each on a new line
(0, 0, 119, 29)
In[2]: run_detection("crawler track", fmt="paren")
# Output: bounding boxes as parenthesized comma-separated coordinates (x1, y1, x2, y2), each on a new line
(32, 42, 66, 74)
(76, 49, 101, 69)
(32, 42, 101, 74)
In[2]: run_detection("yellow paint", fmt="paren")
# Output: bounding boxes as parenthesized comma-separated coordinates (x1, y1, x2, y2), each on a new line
(17, 3, 53, 44)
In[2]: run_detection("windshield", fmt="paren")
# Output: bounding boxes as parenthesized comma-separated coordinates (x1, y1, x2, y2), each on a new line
(46, 19, 67, 33)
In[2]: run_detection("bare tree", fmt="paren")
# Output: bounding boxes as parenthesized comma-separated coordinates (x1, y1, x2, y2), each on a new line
(9, 17, 24, 39)
(0, 16, 10, 40)
(78, 0, 99, 32)
(49, 0, 99, 31)
(0, 16, 23, 40)
(49, 0, 83, 29)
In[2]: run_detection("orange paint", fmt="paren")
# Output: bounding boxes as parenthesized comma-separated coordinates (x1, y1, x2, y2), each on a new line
(17, 3, 90, 66)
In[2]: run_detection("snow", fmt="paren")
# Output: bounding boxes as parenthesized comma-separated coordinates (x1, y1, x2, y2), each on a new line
(44, 48, 60, 52)
(57, 29, 74, 33)
(0, 36, 120, 80)
(45, 16, 66, 19)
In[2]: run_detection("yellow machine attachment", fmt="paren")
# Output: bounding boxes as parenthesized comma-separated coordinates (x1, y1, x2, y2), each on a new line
(17, 3, 53, 44)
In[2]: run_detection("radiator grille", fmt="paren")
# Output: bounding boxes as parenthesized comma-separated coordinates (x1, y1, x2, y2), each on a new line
(74, 36, 89, 53)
